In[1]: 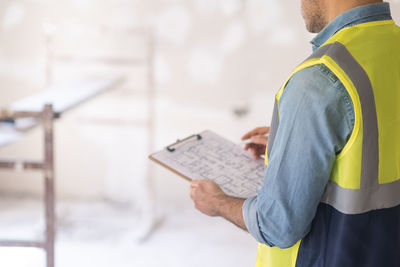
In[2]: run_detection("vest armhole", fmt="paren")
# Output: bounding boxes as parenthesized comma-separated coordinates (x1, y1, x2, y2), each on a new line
(279, 57, 361, 161)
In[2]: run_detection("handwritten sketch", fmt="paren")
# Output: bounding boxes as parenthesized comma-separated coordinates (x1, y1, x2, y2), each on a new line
(151, 130, 265, 198)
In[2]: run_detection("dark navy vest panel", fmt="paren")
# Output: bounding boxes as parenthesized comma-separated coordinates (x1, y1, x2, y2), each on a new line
(295, 203, 400, 267)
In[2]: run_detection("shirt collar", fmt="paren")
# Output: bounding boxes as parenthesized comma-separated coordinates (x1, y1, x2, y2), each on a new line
(311, 2, 392, 51)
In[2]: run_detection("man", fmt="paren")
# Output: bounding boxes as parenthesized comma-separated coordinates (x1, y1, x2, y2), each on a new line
(189, 0, 400, 266)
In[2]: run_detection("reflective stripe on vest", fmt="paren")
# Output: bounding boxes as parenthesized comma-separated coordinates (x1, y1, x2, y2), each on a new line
(257, 20, 400, 267)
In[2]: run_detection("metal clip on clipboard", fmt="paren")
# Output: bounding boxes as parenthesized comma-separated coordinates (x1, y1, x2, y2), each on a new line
(166, 134, 202, 152)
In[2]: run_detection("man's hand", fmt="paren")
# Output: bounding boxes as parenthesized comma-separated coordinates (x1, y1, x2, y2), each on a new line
(190, 180, 226, 217)
(241, 126, 270, 160)
(189, 180, 248, 231)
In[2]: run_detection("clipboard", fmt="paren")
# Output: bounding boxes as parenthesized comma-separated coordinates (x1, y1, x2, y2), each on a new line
(149, 130, 265, 198)
(149, 133, 203, 182)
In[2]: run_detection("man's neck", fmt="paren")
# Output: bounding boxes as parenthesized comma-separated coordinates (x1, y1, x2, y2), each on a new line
(326, 0, 384, 23)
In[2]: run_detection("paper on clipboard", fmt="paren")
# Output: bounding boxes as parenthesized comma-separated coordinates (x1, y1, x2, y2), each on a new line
(149, 130, 265, 198)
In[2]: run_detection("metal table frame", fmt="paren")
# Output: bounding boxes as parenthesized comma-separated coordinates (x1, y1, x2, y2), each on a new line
(0, 104, 56, 267)
(0, 24, 156, 267)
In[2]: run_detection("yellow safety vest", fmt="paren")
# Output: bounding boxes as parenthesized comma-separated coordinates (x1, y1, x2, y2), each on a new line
(256, 20, 400, 267)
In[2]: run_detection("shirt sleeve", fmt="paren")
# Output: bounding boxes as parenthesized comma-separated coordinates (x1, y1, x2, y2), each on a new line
(242, 64, 354, 248)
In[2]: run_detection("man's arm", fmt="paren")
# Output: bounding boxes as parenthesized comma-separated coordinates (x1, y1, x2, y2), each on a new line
(190, 180, 247, 231)
(189, 64, 355, 248)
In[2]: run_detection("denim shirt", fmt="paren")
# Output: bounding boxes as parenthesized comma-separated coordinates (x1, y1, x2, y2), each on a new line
(242, 3, 392, 248)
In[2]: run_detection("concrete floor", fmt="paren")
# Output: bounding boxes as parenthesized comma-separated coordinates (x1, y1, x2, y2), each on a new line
(0, 195, 257, 267)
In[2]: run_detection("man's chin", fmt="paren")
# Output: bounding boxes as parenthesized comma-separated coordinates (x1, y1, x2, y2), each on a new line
(306, 21, 326, 34)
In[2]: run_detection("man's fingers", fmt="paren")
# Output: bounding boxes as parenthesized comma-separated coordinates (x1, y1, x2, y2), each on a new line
(243, 143, 267, 159)
(252, 149, 260, 160)
(250, 135, 268, 145)
(245, 143, 266, 154)
(190, 183, 199, 200)
(241, 127, 270, 140)
(241, 126, 270, 140)
(190, 181, 198, 199)
(190, 180, 199, 187)
(241, 128, 261, 140)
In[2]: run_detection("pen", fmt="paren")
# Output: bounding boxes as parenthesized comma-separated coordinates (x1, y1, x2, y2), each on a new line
(240, 133, 270, 145)
(240, 139, 253, 145)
